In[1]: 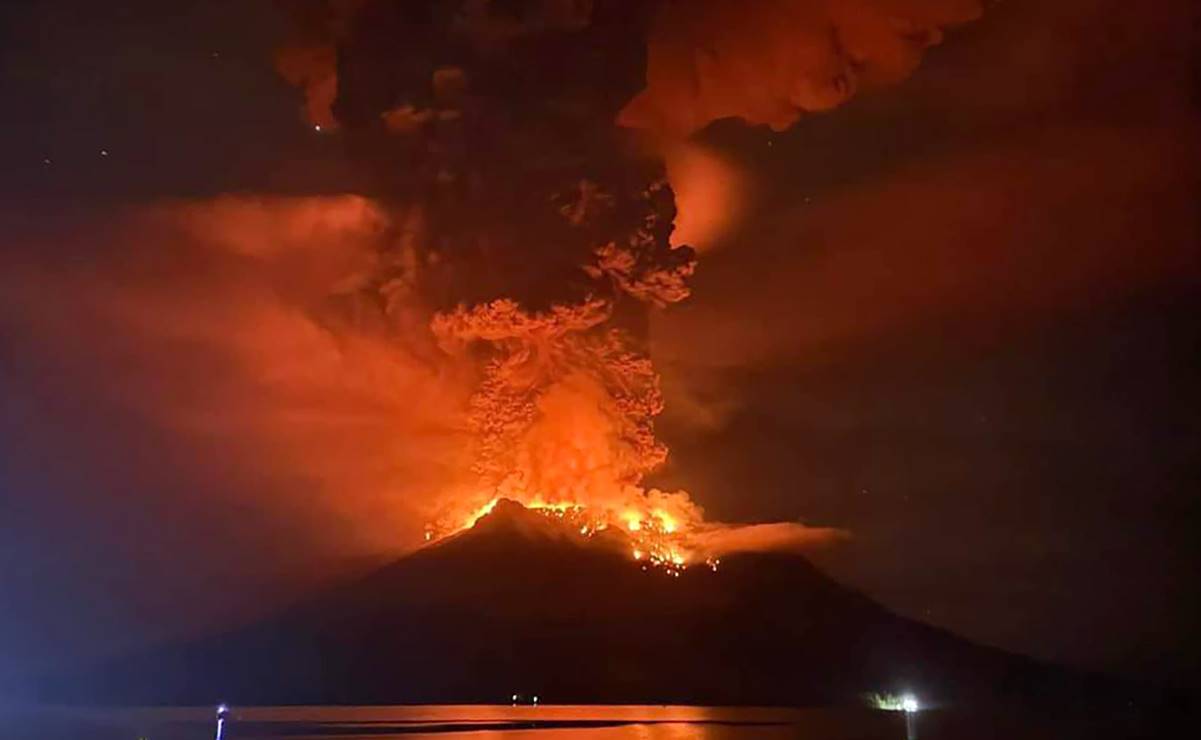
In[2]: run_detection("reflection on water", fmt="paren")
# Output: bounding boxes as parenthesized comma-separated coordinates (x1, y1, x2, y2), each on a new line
(3, 705, 907, 740)
(9, 702, 1163, 740)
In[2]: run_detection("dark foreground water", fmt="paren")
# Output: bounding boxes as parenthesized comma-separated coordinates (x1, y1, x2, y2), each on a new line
(0, 703, 1171, 739)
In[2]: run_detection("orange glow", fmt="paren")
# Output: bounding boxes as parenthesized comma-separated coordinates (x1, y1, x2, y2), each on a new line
(431, 493, 700, 570)
(666, 143, 750, 252)
(424, 284, 711, 571)
(421, 288, 847, 568)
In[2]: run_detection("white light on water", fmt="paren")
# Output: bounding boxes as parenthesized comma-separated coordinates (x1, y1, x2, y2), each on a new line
(864, 691, 923, 713)
(215, 704, 231, 740)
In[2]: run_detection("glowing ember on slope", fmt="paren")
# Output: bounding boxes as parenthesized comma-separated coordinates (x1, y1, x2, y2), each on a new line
(426, 495, 698, 571)
(415, 173, 710, 573)
(423, 492, 845, 572)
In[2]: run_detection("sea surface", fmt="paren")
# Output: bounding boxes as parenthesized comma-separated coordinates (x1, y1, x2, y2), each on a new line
(0, 703, 1164, 739)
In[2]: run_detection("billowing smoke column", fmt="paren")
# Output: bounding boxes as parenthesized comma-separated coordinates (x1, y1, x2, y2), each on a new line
(273, 0, 978, 562)
(426, 180, 704, 561)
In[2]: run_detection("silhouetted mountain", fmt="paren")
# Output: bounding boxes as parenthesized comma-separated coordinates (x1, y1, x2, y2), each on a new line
(47, 500, 1150, 708)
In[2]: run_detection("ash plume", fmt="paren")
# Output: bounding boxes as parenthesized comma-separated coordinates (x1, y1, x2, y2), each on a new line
(0, 1, 986, 636)
(263, 0, 984, 557)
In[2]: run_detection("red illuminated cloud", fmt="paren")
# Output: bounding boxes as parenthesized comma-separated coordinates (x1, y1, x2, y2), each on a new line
(620, 0, 982, 136)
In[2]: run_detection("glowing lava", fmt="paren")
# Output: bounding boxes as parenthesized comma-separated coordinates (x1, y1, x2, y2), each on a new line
(417, 173, 707, 574)
(426, 495, 699, 574)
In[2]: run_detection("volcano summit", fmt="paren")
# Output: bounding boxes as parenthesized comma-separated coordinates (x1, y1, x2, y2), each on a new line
(49, 500, 1127, 709)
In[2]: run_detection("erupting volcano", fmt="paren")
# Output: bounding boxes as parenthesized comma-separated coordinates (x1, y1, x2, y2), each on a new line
(420, 177, 709, 570)
(47, 496, 1131, 708)
(273, 0, 979, 568)
(4, 0, 1196, 729)
(32, 0, 1112, 710)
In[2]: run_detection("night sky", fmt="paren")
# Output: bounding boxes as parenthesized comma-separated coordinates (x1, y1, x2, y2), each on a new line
(1, 0, 1198, 696)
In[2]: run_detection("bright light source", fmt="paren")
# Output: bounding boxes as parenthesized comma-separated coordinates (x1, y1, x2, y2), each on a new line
(314, 124, 323, 132)
(864, 691, 923, 712)
(215, 704, 230, 740)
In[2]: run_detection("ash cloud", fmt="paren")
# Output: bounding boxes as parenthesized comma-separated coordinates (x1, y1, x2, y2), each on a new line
(648, 0, 1200, 682)
(695, 522, 850, 557)
(0, 197, 476, 650)
(620, 0, 983, 137)
(652, 0, 1200, 377)
(272, 0, 366, 129)
(259, 0, 996, 565)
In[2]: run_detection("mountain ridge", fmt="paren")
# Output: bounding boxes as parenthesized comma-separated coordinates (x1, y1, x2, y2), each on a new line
(44, 500, 1142, 708)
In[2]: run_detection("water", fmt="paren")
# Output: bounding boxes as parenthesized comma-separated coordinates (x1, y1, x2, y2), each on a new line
(0, 703, 1162, 739)
(0, 705, 909, 739)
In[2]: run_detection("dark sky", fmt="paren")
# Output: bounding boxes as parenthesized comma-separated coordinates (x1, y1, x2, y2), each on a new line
(1, 0, 1199, 695)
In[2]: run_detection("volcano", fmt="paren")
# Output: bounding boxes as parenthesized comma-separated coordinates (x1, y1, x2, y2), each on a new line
(50, 501, 1125, 707)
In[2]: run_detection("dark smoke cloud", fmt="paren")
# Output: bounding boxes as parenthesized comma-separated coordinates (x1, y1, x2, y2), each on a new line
(272, 0, 366, 129)
(621, 0, 982, 136)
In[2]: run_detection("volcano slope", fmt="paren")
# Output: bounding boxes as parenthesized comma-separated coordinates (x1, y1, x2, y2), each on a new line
(49, 500, 1139, 708)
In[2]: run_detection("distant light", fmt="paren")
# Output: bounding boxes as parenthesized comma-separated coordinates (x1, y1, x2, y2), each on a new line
(99, 149, 109, 157)
(314, 124, 323, 132)
(511, 694, 518, 703)
(532, 695, 539, 705)
(865, 691, 923, 713)
(215, 704, 230, 740)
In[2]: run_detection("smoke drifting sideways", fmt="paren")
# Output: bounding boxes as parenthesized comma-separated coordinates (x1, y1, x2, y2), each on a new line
(652, 0, 1201, 378)
(641, 0, 1199, 682)
(620, 0, 983, 137)
(0, 198, 473, 598)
